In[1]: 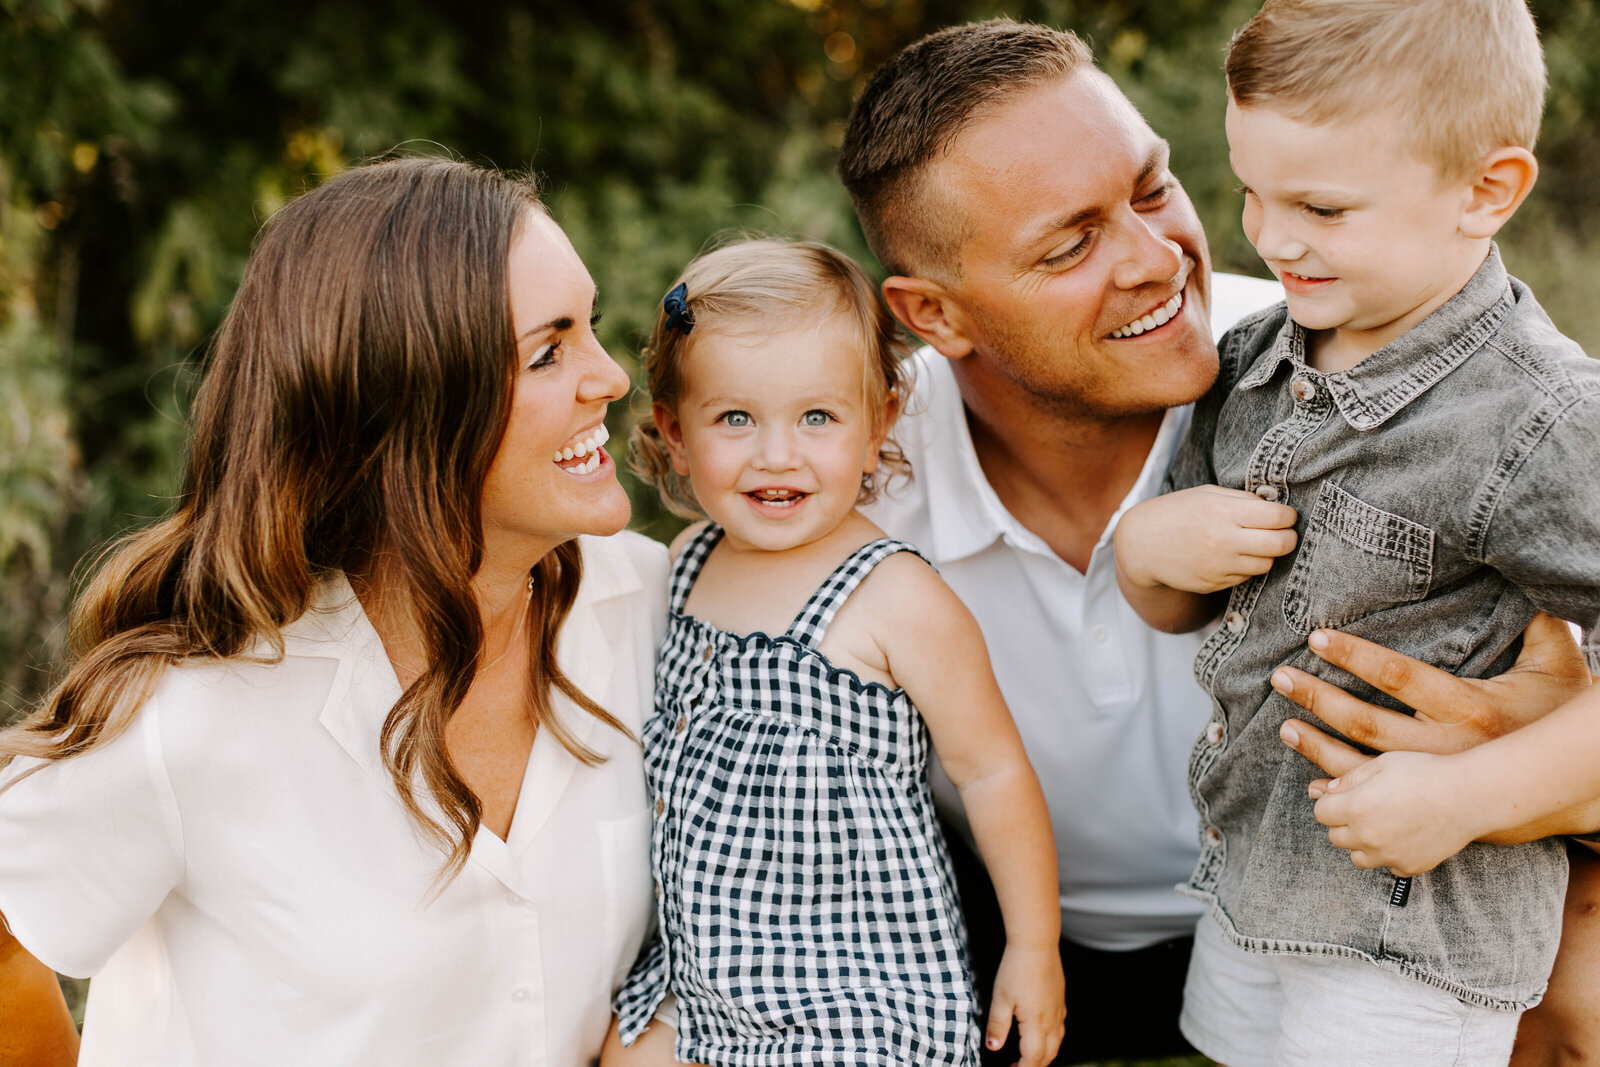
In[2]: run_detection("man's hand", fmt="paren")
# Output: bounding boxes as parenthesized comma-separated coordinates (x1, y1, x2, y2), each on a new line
(1272, 613, 1591, 871)
(1273, 612, 1589, 773)
(1115, 485, 1298, 594)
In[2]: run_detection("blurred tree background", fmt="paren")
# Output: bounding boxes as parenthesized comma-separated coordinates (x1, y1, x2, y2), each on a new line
(4, 0, 1600, 717)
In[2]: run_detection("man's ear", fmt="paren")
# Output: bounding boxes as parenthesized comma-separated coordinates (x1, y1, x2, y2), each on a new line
(881, 276, 977, 360)
(652, 402, 692, 477)
(1460, 146, 1538, 240)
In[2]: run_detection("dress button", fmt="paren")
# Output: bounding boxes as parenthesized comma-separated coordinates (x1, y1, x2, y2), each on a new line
(1203, 826, 1223, 847)
(654, 881, 661, 899)
(1206, 720, 1225, 745)
(1224, 610, 1246, 634)
(1254, 484, 1281, 503)
(700, 643, 713, 662)
(510, 987, 532, 1002)
(654, 797, 666, 816)
(1292, 378, 1317, 402)
(674, 715, 687, 734)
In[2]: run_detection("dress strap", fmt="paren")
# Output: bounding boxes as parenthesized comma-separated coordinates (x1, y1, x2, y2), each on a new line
(784, 539, 931, 646)
(667, 524, 725, 614)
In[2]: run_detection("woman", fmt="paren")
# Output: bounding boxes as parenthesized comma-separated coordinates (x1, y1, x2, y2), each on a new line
(0, 157, 665, 1065)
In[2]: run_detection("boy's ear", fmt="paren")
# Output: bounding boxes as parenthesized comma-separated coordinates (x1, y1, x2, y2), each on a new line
(1459, 146, 1539, 240)
(652, 402, 692, 478)
(880, 276, 977, 360)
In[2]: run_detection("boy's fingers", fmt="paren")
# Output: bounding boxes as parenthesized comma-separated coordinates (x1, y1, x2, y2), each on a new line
(1278, 715, 1371, 779)
(1015, 1023, 1045, 1067)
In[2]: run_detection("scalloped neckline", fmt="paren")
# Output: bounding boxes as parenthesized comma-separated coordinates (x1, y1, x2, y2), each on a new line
(669, 608, 907, 700)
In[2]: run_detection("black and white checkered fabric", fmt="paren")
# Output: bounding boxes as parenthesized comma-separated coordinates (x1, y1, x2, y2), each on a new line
(615, 524, 979, 1066)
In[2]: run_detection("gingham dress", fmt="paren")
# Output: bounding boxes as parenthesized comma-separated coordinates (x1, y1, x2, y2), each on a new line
(615, 524, 979, 1066)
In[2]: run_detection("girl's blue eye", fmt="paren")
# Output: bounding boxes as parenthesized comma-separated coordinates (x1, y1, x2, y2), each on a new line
(722, 411, 751, 427)
(802, 411, 831, 427)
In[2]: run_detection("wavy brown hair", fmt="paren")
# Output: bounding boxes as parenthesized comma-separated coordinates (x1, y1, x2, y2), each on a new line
(0, 157, 623, 883)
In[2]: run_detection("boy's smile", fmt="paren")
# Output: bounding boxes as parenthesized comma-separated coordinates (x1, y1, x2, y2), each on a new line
(1225, 101, 1491, 372)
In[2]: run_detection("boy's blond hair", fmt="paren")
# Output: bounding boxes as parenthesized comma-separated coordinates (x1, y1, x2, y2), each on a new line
(629, 238, 911, 520)
(1227, 0, 1546, 181)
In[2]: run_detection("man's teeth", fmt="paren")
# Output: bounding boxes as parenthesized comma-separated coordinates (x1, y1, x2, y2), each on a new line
(1110, 290, 1184, 339)
(553, 424, 610, 467)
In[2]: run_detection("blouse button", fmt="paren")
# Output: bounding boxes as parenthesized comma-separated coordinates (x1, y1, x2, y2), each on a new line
(1206, 720, 1225, 745)
(510, 987, 532, 1002)
(654, 797, 666, 816)
(1254, 484, 1281, 503)
(1224, 610, 1246, 634)
(700, 643, 713, 662)
(1203, 826, 1223, 847)
(1291, 378, 1317, 402)
(674, 715, 688, 734)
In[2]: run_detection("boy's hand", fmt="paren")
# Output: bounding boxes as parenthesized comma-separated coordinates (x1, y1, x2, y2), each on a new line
(986, 943, 1065, 1067)
(1302, 749, 1483, 876)
(1114, 485, 1298, 594)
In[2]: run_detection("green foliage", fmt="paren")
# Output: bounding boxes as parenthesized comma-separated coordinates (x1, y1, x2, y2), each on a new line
(5, 0, 1600, 716)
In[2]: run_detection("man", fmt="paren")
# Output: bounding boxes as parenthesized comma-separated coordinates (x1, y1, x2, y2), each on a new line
(841, 19, 1591, 1064)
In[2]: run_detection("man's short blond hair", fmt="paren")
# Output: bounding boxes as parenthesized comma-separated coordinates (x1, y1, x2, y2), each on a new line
(1227, 0, 1546, 181)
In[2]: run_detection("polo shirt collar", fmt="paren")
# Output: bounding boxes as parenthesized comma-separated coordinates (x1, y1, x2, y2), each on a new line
(1237, 245, 1513, 431)
(913, 351, 1190, 565)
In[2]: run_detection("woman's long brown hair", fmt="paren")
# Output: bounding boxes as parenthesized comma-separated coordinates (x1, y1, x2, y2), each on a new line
(0, 157, 623, 883)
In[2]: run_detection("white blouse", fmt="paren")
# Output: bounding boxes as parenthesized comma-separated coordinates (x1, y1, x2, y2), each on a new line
(0, 531, 668, 1067)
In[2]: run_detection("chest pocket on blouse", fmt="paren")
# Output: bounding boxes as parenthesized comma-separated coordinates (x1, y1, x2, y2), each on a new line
(598, 808, 655, 984)
(1282, 482, 1435, 635)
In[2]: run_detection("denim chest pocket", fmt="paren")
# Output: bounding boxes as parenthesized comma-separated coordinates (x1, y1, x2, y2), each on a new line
(1282, 482, 1435, 635)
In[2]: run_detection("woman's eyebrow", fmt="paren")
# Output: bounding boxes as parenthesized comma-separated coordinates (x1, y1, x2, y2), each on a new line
(517, 286, 601, 343)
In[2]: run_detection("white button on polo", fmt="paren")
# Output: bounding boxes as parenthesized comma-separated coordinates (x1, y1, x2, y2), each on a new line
(1206, 720, 1225, 745)
(1204, 826, 1223, 847)
(1292, 378, 1317, 402)
(1254, 484, 1281, 503)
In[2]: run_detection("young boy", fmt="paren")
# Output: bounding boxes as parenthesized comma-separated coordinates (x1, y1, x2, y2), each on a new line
(1112, 1, 1600, 1063)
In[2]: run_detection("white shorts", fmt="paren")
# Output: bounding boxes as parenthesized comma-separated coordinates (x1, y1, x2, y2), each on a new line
(1179, 912, 1522, 1067)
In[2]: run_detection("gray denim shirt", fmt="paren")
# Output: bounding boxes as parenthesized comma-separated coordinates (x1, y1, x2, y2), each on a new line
(1167, 246, 1600, 1010)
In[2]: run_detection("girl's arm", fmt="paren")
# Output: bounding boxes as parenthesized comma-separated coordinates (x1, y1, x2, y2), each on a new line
(0, 913, 80, 1067)
(875, 560, 1064, 1067)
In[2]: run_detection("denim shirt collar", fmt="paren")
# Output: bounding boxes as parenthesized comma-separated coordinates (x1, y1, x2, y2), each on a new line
(1236, 244, 1514, 431)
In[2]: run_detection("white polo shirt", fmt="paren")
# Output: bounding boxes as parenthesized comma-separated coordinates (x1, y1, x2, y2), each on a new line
(0, 532, 667, 1067)
(862, 272, 1283, 951)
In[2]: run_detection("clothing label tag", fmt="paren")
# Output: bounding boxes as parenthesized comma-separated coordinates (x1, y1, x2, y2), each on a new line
(1389, 876, 1412, 908)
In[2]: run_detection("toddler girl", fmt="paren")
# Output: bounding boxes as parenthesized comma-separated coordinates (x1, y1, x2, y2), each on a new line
(605, 239, 1064, 1067)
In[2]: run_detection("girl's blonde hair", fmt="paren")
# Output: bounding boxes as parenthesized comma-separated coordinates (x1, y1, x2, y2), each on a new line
(630, 238, 911, 520)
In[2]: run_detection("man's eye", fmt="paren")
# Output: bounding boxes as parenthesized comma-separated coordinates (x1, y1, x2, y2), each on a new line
(721, 411, 751, 427)
(1140, 182, 1173, 206)
(1043, 235, 1091, 267)
(802, 411, 832, 427)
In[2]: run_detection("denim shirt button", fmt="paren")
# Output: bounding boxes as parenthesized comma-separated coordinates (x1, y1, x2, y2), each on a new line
(1253, 484, 1281, 503)
(1224, 610, 1246, 633)
(1206, 720, 1225, 745)
(1203, 826, 1223, 847)
(1291, 377, 1317, 402)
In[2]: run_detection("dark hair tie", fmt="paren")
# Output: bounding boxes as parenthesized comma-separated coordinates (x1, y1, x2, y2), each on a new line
(663, 282, 695, 335)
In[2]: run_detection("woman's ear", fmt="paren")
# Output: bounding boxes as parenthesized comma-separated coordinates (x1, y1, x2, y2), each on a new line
(652, 402, 692, 477)
(881, 276, 977, 360)
(1460, 146, 1538, 240)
